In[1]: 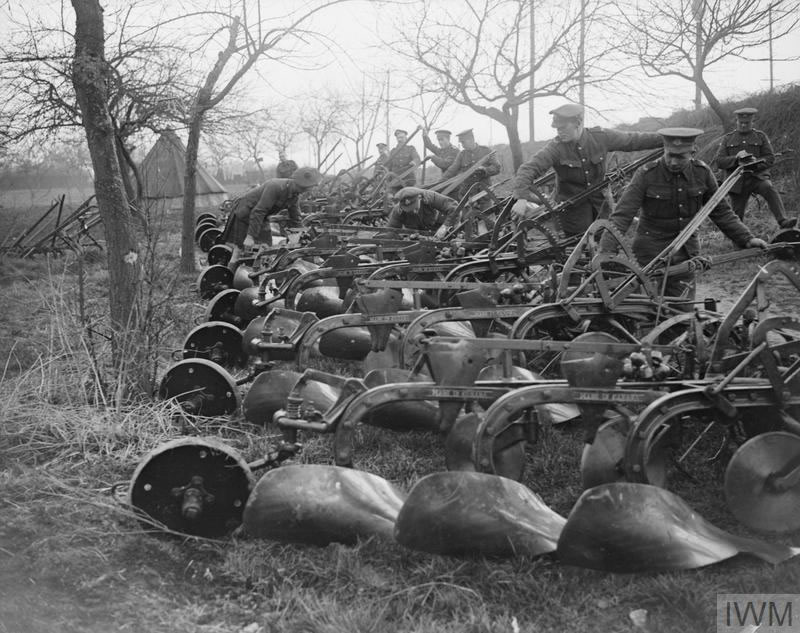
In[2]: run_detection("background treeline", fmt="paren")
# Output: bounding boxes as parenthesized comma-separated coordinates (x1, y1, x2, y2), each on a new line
(1, 85, 797, 193)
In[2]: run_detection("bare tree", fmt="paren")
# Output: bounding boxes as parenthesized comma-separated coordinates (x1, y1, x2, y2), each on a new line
(615, 0, 800, 129)
(0, 2, 194, 202)
(231, 109, 273, 179)
(203, 132, 237, 182)
(392, 0, 626, 170)
(71, 0, 144, 395)
(335, 78, 386, 167)
(169, 0, 352, 273)
(300, 90, 348, 170)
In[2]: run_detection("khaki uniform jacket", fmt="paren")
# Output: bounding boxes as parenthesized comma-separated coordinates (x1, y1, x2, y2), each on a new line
(513, 127, 662, 235)
(386, 190, 459, 231)
(386, 144, 422, 186)
(600, 158, 754, 266)
(713, 128, 775, 194)
(442, 145, 501, 192)
(422, 135, 460, 173)
(232, 179, 302, 239)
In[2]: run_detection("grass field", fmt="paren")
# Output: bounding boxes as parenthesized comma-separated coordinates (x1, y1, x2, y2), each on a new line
(1, 189, 800, 633)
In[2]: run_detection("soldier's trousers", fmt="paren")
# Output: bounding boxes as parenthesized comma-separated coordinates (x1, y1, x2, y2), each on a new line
(730, 180, 787, 224)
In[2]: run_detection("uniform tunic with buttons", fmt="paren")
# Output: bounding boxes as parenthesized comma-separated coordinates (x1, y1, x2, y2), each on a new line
(386, 190, 459, 231)
(600, 158, 754, 298)
(713, 128, 787, 223)
(423, 135, 460, 174)
(385, 144, 422, 186)
(513, 127, 662, 235)
(442, 145, 501, 207)
(714, 128, 774, 192)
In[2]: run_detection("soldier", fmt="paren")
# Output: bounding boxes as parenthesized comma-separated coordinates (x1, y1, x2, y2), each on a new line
(275, 151, 298, 179)
(374, 142, 390, 176)
(422, 129, 459, 177)
(599, 128, 766, 304)
(385, 128, 421, 194)
(713, 107, 795, 229)
(387, 186, 459, 239)
(221, 167, 321, 268)
(441, 128, 501, 211)
(511, 103, 663, 236)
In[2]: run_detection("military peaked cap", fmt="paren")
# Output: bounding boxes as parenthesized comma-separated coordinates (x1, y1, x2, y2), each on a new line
(456, 128, 474, 138)
(657, 127, 704, 151)
(734, 107, 758, 116)
(395, 186, 424, 208)
(549, 103, 584, 120)
(376, 142, 388, 149)
(435, 129, 452, 137)
(291, 167, 321, 188)
(394, 128, 408, 137)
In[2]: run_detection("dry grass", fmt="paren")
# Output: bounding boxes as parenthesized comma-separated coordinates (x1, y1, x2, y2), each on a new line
(2, 202, 800, 633)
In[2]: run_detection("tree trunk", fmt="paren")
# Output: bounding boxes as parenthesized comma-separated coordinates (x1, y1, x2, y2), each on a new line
(700, 79, 732, 132)
(181, 111, 203, 273)
(71, 0, 146, 398)
(503, 119, 524, 172)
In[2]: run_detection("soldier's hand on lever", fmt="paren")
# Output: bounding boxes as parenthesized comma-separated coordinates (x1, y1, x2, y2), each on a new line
(433, 225, 449, 240)
(746, 237, 767, 249)
(243, 234, 255, 249)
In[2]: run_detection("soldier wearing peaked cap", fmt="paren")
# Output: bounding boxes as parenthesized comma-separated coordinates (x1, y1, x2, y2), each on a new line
(441, 128, 501, 212)
(713, 107, 795, 229)
(423, 128, 459, 176)
(374, 142, 390, 177)
(220, 167, 321, 267)
(385, 128, 421, 194)
(599, 128, 766, 306)
(387, 186, 459, 239)
(511, 102, 664, 236)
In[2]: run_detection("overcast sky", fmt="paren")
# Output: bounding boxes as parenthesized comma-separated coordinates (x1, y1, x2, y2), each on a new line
(259, 0, 800, 166)
(5, 0, 799, 169)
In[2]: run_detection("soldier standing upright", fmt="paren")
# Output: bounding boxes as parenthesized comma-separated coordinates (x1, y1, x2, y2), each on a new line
(441, 128, 501, 211)
(374, 142, 390, 177)
(713, 107, 795, 229)
(511, 103, 663, 236)
(422, 129, 459, 178)
(385, 128, 421, 194)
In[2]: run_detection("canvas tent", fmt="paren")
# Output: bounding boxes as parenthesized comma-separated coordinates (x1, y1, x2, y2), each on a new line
(140, 131, 228, 209)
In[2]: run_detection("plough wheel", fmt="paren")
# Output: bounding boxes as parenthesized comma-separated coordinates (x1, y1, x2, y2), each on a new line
(158, 358, 240, 417)
(194, 219, 218, 242)
(204, 289, 242, 326)
(198, 226, 223, 252)
(129, 437, 254, 538)
(195, 212, 218, 227)
(182, 321, 246, 370)
(197, 265, 234, 300)
(623, 387, 780, 493)
(208, 243, 233, 267)
(724, 431, 800, 533)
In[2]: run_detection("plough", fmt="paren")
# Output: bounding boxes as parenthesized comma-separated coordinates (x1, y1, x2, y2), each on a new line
(145, 155, 800, 549)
